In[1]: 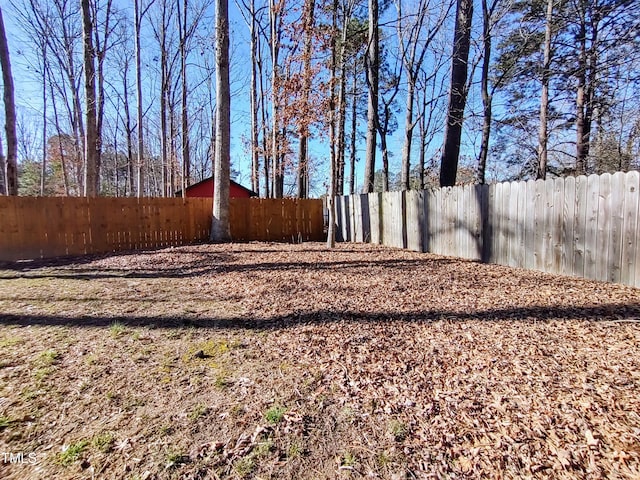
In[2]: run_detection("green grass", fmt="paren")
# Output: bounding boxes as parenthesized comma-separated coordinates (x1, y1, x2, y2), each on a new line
(0, 336, 22, 348)
(165, 449, 189, 467)
(253, 439, 273, 457)
(342, 451, 356, 467)
(214, 375, 231, 390)
(56, 440, 89, 466)
(287, 442, 302, 459)
(389, 420, 408, 442)
(0, 415, 13, 429)
(34, 367, 54, 381)
(38, 350, 59, 366)
(233, 456, 255, 477)
(188, 403, 209, 421)
(109, 322, 126, 337)
(264, 405, 286, 424)
(92, 432, 115, 453)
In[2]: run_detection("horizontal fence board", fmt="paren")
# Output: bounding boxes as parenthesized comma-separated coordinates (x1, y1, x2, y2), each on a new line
(334, 170, 640, 288)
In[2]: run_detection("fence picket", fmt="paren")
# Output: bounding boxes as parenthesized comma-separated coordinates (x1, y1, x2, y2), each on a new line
(621, 171, 639, 286)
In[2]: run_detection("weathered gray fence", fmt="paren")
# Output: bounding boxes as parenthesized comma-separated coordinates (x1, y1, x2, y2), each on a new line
(335, 171, 640, 288)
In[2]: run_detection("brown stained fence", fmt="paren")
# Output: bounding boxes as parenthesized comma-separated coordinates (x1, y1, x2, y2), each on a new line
(230, 197, 324, 242)
(0, 196, 324, 262)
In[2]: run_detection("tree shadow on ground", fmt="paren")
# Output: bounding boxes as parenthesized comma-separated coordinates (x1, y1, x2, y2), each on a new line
(0, 303, 638, 331)
(0, 256, 463, 281)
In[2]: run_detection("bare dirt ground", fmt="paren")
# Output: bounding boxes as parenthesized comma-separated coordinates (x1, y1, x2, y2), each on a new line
(0, 242, 639, 480)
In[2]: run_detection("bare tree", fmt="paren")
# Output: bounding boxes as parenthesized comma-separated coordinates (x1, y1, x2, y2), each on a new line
(211, 0, 231, 241)
(297, 0, 315, 199)
(0, 7, 18, 195)
(439, 0, 473, 187)
(327, 0, 339, 247)
(134, 0, 154, 196)
(237, 0, 262, 195)
(362, 0, 378, 193)
(81, 0, 99, 196)
(536, 0, 552, 180)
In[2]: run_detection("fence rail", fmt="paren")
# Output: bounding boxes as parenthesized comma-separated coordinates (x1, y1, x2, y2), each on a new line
(0, 197, 324, 262)
(335, 171, 640, 288)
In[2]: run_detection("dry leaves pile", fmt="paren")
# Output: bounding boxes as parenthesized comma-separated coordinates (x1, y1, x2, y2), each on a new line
(0, 242, 639, 479)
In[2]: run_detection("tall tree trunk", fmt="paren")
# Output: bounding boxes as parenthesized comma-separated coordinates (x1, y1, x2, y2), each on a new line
(0, 7, 18, 196)
(400, 75, 414, 190)
(134, 0, 145, 196)
(336, 37, 347, 197)
(211, 0, 231, 242)
(327, 0, 338, 247)
(349, 62, 357, 195)
(537, 0, 553, 180)
(381, 128, 389, 191)
(418, 112, 426, 189)
(94, 0, 113, 194)
(477, 0, 492, 185)
(179, 0, 191, 192)
(440, 0, 473, 187)
(158, 1, 169, 196)
(48, 67, 70, 195)
(122, 56, 134, 196)
(363, 0, 378, 193)
(270, 0, 282, 198)
(41, 41, 47, 196)
(298, 0, 315, 199)
(258, 42, 270, 198)
(576, 3, 598, 175)
(81, 0, 99, 196)
(249, 0, 260, 195)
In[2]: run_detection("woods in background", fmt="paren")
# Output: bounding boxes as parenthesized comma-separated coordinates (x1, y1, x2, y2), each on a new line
(0, 0, 639, 198)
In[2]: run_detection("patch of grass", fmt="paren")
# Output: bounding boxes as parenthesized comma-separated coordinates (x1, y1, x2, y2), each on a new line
(34, 367, 54, 381)
(254, 439, 273, 457)
(377, 451, 393, 467)
(20, 387, 41, 401)
(165, 449, 189, 468)
(106, 391, 121, 402)
(389, 420, 408, 442)
(160, 424, 174, 436)
(233, 456, 255, 477)
(287, 442, 302, 459)
(214, 375, 231, 390)
(0, 415, 13, 429)
(188, 403, 209, 421)
(57, 440, 89, 466)
(0, 336, 22, 348)
(38, 349, 59, 366)
(264, 405, 286, 424)
(84, 354, 99, 366)
(342, 451, 356, 467)
(109, 321, 126, 337)
(230, 404, 245, 417)
(92, 432, 115, 453)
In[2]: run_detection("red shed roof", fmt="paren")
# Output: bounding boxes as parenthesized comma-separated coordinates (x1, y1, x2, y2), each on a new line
(175, 178, 258, 198)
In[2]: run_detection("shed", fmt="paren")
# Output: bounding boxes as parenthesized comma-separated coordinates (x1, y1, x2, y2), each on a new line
(176, 177, 257, 198)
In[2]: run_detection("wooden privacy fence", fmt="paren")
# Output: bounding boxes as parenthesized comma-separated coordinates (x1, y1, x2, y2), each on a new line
(335, 171, 640, 288)
(0, 197, 324, 262)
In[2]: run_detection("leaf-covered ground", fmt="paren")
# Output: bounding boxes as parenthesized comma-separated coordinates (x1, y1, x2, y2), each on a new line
(0, 242, 639, 479)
